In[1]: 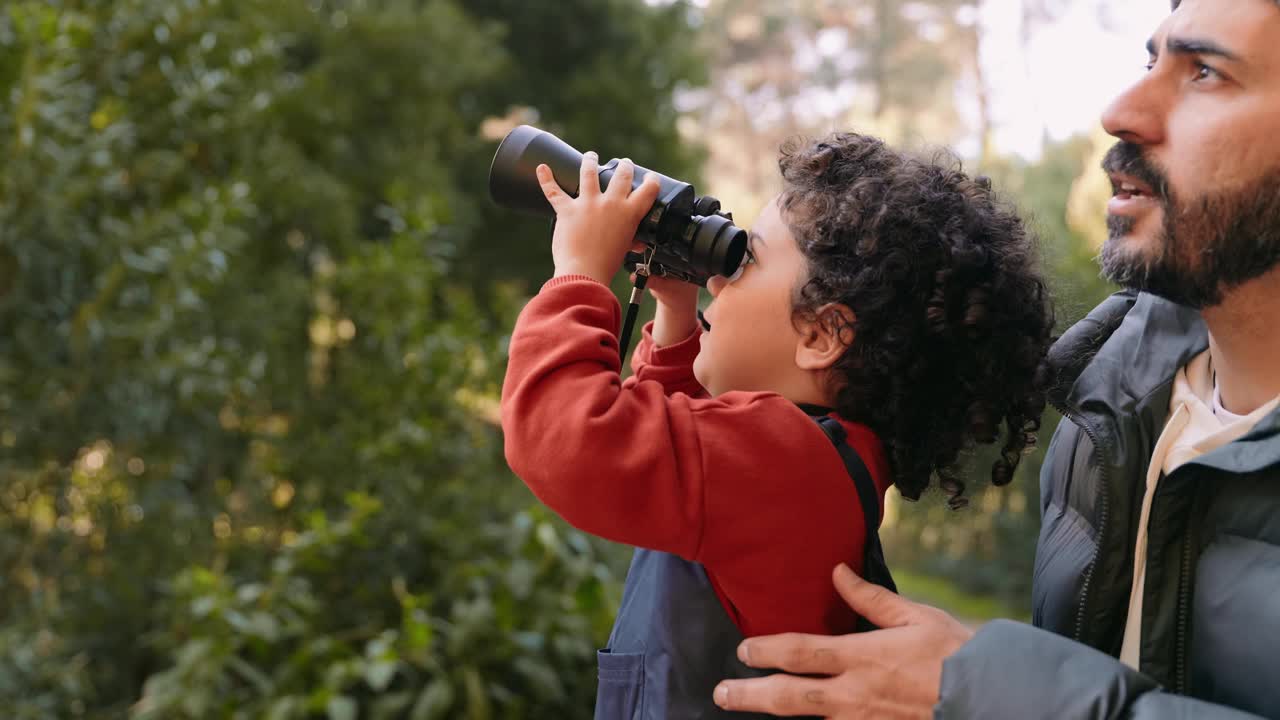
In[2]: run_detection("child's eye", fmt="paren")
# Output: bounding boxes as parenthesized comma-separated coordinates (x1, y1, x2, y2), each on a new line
(724, 249, 755, 283)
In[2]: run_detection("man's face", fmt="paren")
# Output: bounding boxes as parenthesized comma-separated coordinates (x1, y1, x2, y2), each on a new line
(1099, 0, 1280, 309)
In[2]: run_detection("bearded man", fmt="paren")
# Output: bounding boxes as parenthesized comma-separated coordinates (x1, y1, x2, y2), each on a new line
(712, 0, 1280, 717)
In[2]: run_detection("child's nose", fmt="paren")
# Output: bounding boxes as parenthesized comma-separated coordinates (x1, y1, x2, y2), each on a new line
(706, 275, 725, 297)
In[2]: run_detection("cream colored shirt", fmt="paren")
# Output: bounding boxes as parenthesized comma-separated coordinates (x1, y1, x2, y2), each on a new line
(1119, 350, 1280, 669)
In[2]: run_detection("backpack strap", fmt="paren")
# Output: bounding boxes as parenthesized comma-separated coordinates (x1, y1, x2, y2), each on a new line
(812, 415, 898, 631)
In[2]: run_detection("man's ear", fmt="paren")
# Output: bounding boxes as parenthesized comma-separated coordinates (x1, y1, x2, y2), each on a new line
(796, 303, 855, 371)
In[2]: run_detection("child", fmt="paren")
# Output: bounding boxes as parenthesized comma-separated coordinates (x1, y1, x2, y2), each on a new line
(501, 133, 1054, 719)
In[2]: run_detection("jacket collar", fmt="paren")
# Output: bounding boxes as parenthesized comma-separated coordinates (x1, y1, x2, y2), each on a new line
(1053, 291, 1280, 473)
(1183, 403, 1280, 475)
(1066, 292, 1207, 415)
(1053, 292, 1205, 466)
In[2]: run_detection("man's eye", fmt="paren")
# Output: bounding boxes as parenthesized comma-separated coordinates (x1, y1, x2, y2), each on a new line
(1193, 63, 1218, 81)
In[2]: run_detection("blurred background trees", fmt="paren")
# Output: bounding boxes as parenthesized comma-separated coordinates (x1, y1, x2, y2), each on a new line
(1, 0, 1129, 716)
(1, 1, 700, 716)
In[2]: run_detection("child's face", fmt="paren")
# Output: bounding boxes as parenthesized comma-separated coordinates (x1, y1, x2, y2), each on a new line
(694, 196, 809, 397)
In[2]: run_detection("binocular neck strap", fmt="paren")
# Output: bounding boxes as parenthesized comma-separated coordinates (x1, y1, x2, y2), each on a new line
(618, 271, 649, 364)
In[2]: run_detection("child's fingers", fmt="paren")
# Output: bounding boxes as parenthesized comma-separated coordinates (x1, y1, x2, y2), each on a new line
(579, 151, 601, 198)
(535, 164, 570, 211)
(608, 159, 635, 199)
(630, 172, 662, 215)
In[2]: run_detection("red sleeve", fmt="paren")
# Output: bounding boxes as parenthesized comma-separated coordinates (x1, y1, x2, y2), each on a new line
(501, 276, 888, 637)
(624, 321, 708, 399)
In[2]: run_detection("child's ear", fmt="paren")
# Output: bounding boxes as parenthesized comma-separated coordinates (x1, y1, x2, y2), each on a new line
(795, 303, 856, 371)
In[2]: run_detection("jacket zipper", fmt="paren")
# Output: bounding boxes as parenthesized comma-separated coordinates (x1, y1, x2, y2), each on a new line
(1173, 481, 1203, 694)
(1050, 398, 1112, 645)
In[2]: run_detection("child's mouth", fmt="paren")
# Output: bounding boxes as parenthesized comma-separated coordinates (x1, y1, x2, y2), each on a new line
(698, 311, 711, 332)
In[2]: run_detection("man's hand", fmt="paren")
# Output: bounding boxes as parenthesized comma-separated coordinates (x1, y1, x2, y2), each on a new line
(713, 564, 974, 719)
(537, 152, 661, 285)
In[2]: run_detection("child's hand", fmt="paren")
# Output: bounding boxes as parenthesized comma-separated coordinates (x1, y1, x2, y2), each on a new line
(642, 274, 701, 347)
(537, 152, 662, 285)
(643, 273, 700, 313)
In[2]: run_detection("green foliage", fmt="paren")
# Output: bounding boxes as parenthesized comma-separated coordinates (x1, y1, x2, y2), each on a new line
(131, 496, 616, 719)
(0, 0, 701, 716)
(459, 0, 709, 288)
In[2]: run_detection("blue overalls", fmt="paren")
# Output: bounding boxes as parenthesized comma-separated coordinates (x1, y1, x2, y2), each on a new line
(593, 411, 898, 719)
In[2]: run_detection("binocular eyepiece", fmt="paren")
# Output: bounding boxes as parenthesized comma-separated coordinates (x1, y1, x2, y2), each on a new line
(487, 125, 748, 286)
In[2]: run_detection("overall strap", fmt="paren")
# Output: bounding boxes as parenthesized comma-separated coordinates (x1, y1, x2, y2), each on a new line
(812, 416, 899, 617)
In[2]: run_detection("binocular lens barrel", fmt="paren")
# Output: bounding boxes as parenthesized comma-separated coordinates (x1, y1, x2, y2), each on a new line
(488, 125, 586, 217)
(488, 125, 747, 285)
(692, 214, 747, 279)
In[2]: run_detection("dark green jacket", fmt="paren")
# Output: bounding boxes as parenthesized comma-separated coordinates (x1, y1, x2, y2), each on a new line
(936, 291, 1280, 719)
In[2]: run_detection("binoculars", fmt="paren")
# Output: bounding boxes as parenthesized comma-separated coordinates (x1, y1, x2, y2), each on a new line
(488, 125, 748, 286)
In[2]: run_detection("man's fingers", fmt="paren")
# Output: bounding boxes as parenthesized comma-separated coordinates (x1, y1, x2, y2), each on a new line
(715, 674, 843, 717)
(579, 151, 600, 197)
(535, 164, 569, 210)
(737, 633, 849, 675)
(833, 563, 916, 629)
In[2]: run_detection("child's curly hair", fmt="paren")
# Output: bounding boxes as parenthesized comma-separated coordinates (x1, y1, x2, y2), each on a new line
(779, 133, 1055, 509)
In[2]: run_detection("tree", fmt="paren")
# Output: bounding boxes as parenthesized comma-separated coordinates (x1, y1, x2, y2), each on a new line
(0, 0, 705, 716)
(671, 0, 986, 222)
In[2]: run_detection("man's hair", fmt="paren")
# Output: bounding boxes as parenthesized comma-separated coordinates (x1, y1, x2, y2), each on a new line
(778, 134, 1055, 508)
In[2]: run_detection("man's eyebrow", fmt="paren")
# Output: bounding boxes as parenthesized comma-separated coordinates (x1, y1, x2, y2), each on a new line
(748, 230, 767, 247)
(1147, 34, 1244, 63)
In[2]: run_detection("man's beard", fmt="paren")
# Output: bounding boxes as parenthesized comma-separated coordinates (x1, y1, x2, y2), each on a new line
(1099, 141, 1280, 309)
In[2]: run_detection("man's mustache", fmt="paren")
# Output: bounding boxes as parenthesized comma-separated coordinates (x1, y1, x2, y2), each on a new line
(1101, 141, 1171, 202)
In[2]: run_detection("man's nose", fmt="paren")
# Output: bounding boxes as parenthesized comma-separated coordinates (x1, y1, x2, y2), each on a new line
(1101, 70, 1169, 147)
(706, 275, 725, 297)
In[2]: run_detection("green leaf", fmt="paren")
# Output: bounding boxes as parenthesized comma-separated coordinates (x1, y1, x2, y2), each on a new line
(409, 679, 454, 720)
(228, 655, 273, 695)
(326, 695, 357, 720)
(192, 595, 218, 618)
(513, 656, 565, 701)
(364, 660, 397, 693)
(370, 691, 414, 719)
(265, 696, 303, 720)
(462, 666, 491, 720)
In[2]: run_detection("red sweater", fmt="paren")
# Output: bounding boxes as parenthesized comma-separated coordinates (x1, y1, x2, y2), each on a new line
(501, 276, 891, 638)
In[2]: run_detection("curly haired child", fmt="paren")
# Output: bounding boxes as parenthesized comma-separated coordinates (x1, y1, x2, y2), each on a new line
(501, 132, 1055, 719)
